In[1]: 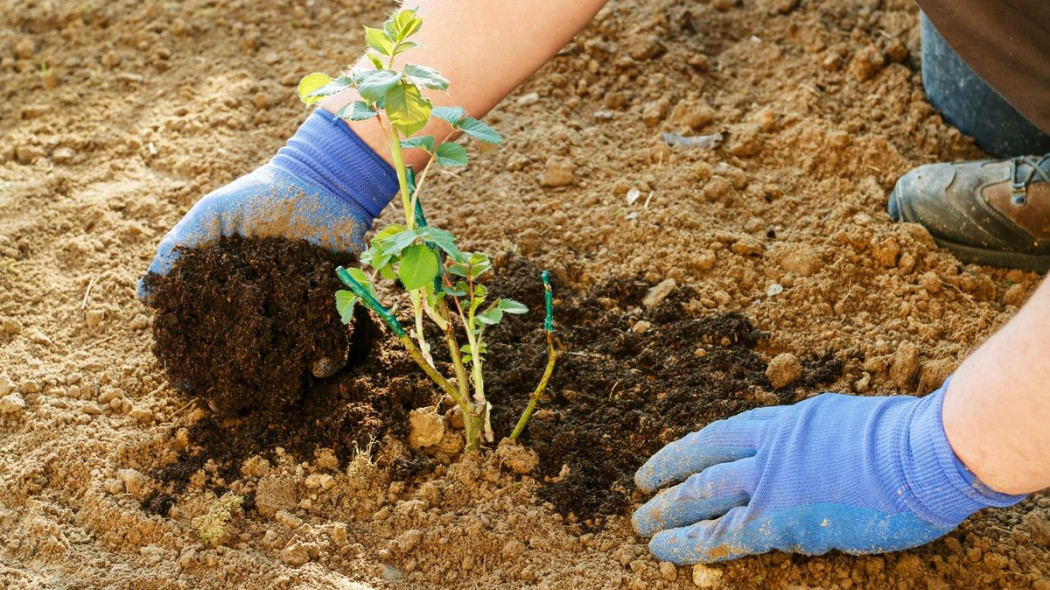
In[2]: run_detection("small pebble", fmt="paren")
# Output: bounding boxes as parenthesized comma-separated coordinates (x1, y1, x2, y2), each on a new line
(540, 157, 575, 188)
(0, 392, 26, 415)
(766, 353, 802, 389)
(630, 320, 652, 334)
(642, 278, 677, 309)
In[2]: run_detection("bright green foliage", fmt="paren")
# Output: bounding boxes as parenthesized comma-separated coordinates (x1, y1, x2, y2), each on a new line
(297, 8, 553, 453)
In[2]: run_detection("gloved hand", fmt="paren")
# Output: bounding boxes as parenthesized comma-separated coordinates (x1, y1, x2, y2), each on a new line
(139, 109, 398, 301)
(632, 382, 1025, 564)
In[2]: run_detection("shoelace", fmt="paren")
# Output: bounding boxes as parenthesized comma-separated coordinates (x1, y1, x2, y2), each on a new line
(1009, 153, 1050, 205)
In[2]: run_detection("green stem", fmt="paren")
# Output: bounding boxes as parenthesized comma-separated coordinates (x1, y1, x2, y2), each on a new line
(388, 129, 414, 229)
(510, 271, 557, 441)
(509, 331, 557, 441)
(441, 300, 471, 402)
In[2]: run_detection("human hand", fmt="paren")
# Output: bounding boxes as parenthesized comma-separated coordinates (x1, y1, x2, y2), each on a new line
(632, 383, 1024, 564)
(139, 109, 397, 301)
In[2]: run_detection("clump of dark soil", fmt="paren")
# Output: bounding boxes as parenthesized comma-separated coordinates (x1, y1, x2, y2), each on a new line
(485, 260, 846, 525)
(144, 236, 358, 415)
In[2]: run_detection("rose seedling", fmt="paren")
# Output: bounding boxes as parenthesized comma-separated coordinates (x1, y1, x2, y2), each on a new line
(298, 8, 557, 451)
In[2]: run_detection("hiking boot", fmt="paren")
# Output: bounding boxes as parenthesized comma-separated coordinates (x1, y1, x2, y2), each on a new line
(888, 154, 1050, 272)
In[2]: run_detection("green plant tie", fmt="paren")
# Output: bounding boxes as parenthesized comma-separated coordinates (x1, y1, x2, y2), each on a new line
(336, 266, 406, 337)
(542, 271, 553, 333)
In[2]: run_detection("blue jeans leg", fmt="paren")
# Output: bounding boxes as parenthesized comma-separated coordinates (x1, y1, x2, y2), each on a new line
(920, 12, 1050, 158)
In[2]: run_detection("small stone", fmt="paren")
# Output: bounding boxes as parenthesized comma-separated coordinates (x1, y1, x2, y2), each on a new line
(730, 237, 763, 256)
(0, 374, 14, 396)
(129, 407, 154, 424)
(766, 353, 802, 389)
(669, 100, 715, 130)
(502, 539, 526, 559)
(14, 38, 35, 59)
(642, 99, 670, 127)
(1, 318, 22, 334)
(262, 52, 280, 65)
(85, 309, 104, 327)
(0, 392, 26, 415)
(630, 320, 652, 334)
(394, 529, 422, 552)
(280, 542, 310, 566)
(540, 157, 575, 188)
(516, 92, 539, 106)
(256, 477, 298, 519)
(625, 36, 665, 61)
(129, 314, 150, 330)
(253, 92, 269, 110)
(872, 237, 901, 268)
(408, 408, 445, 449)
(711, 0, 735, 12)
(274, 510, 302, 529)
(849, 44, 885, 82)
(117, 468, 147, 495)
(52, 147, 76, 164)
(890, 341, 921, 390)
(659, 561, 678, 582)
(495, 439, 539, 474)
(885, 38, 909, 63)
(694, 348, 707, 358)
(779, 248, 821, 276)
(15, 145, 46, 164)
(692, 564, 724, 588)
(642, 278, 677, 308)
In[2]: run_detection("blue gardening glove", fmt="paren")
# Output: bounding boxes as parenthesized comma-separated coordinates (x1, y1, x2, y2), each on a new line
(632, 381, 1025, 564)
(139, 109, 398, 300)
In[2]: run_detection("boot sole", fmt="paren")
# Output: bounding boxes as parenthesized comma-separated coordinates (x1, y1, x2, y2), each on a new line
(889, 187, 1050, 273)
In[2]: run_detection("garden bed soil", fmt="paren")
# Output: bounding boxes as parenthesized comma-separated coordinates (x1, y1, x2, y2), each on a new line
(2, 0, 1050, 589)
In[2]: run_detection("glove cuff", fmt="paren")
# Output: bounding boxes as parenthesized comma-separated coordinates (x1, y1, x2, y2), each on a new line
(901, 380, 1026, 527)
(270, 109, 399, 219)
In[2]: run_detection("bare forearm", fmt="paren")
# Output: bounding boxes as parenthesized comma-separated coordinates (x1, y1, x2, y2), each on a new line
(943, 276, 1050, 494)
(320, 0, 609, 168)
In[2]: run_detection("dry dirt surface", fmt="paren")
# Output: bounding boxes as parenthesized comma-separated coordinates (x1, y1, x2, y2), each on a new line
(2, 0, 1049, 589)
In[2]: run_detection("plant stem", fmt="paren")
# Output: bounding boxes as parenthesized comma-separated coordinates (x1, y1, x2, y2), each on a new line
(510, 271, 557, 441)
(387, 128, 414, 230)
(509, 330, 557, 441)
(409, 290, 432, 366)
(441, 300, 471, 402)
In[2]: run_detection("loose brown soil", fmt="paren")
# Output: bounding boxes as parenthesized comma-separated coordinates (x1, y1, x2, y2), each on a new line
(3, 0, 1050, 589)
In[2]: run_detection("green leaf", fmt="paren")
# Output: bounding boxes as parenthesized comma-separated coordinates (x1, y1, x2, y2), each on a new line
(372, 224, 406, 245)
(357, 69, 403, 102)
(442, 284, 467, 297)
(458, 117, 502, 144)
(335, 290, 358, 325)
(335, 101, 378, 121)
(380, 265, 397, 281)
(448, 263, 469, 277)
(403, 64, 449, 91)
(385, 83, 432, 137)
(384, 8, 423, 41)
(365, 52, 384, 70)
(297, 73, 333, 105)
(364, 26, 395, 56)
(468, 253, 492, 279)
(476, 307, 503, 326)
(498, 299, 528, 314)
(380, 228, 420, 255)
(307, 76, 356, 100)
(435, 142, 468, 167)
(400, 135, 435, 153)
(398, 245, 439, 291)
(416, 227, 461, 259)
(391, 40, 421, 56)
(432, 106, 466, 127)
